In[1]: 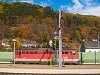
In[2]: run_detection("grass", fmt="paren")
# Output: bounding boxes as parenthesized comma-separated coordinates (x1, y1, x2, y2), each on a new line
(0, 58, 12, 62)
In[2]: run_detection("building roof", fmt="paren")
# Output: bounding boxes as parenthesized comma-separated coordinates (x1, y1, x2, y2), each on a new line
(84, 41, 100, 49)
(24, 40, 36, 44)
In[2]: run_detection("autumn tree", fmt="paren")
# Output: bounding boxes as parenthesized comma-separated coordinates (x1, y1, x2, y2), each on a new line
(20, 25, 32, 39)
(0, 5, 4, 14)
(24, 15, 34, 24)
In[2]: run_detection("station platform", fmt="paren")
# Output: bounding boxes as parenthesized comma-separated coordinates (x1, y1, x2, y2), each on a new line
(0, 64, 100, 74)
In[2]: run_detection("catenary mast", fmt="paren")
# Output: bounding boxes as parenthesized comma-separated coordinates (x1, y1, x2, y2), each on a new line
(59, 11, 62, 67)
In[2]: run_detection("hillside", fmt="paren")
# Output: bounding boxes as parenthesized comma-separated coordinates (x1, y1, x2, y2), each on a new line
(0, 2, 100, 50)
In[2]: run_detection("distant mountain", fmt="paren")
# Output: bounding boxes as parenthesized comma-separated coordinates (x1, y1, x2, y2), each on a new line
(0, 2, 100, 49)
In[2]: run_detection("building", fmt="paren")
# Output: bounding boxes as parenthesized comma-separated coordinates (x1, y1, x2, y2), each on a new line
(0, 40, 11, 50)
(80, 40, 100, 52)
(22, 40, 36, 48)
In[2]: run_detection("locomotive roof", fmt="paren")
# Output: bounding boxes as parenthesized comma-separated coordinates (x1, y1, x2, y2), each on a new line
(15, 48, 77, 50)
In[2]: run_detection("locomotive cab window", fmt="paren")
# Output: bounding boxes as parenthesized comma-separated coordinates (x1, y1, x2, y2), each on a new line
(15, 51, 18, 55)
(70, 51, 73, 55)
(70, 51, 75, 55)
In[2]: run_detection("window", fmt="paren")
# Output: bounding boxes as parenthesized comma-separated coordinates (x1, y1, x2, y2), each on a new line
(52, 51, 54, 54)
(48, 51, 52, 54)
(39, 52, 42, 54)
(43, 52, 47, 54)
(22, 51, 25, 54)
(58, 52, 63, 54)
(70, 51, 76, 55)
(26, 51, 29, 54)
(30, 51, 33, 54)
(51, 51, 54, 54)
(70, 51, 73, 55)
(65, 51, 68, 54)
(46, 51, 48, 54)
(34, 52, 38, 54)
(15, 51, 18, 55)
(62, 52, 64, 54)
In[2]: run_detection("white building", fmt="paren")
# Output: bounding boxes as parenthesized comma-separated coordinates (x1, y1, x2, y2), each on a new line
(22, 40, 36, 48)
(80, 40, 100, 52)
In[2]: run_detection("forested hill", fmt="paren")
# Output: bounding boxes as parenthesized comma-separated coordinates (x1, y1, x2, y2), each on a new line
(0, 2, 100, 48)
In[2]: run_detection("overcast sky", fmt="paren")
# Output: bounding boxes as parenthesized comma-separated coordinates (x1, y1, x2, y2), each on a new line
(1, 0, 100, 16)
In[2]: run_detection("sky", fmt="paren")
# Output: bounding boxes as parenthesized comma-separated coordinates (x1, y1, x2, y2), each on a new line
(1, 0, 100, 16)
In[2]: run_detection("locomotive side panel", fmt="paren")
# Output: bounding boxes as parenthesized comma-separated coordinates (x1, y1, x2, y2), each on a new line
(62, 50, 79, 64)
(15, 50, 54, 64)
(14, 49, 79, 64)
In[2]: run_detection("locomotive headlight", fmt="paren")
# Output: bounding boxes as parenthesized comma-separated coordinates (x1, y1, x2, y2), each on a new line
(73, 52, 75, 53)
(72, 52, 75, 55)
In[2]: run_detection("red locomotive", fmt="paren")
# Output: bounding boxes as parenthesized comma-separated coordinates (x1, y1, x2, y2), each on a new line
(14, 49, 79, 64)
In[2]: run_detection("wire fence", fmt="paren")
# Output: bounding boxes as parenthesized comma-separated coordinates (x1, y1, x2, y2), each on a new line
(0, 52, 13, 62)
(79, 52, 100, 64)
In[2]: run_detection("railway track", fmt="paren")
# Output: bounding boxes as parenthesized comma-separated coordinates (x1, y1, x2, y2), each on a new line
(0, 73, 99, 75)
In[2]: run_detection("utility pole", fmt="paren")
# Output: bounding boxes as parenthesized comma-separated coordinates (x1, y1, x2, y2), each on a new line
(98, 32, 99, 52)
(12, 39, 16, 64)
(59, 11, 62, 67)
